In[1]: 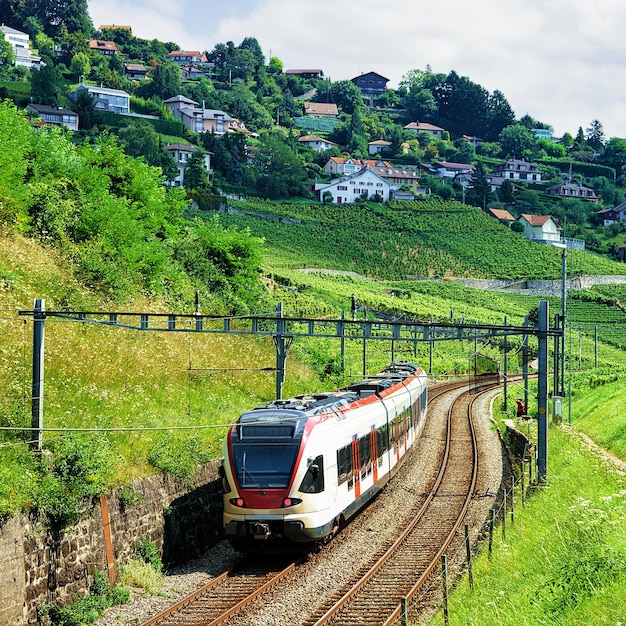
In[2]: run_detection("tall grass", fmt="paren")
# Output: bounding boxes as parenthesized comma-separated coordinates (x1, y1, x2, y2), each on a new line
(427, 386, 626, 625)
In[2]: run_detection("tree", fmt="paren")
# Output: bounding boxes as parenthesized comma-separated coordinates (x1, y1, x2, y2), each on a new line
(22, 0, 93, 37)
(69, 51, 90, 80)
(467, 161, 491, 208)
(499, 178, 515, 203)
(137, 61, 182, 100)
(30, 63, 63, 105)
(267, 56, 283, 75)
(600, 137, 626, 175)
(70, 88, 98, 130)
(251, 131, 306, 198)
(404, 88, 437, 121)
(485, 90, 515, 141)
(331, 80, 363, 114)
(586, 119, 605, 152)
(183, 149, 210, 190)
(0, 31, 14, 77)
(498, 124, 537, 159)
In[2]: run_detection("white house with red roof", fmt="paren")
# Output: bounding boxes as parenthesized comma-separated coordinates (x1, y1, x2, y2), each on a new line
(368, 140, 392, 155)
(517, 214, 561, 244)
(315, 167, 391, 204)
(303, 102, 339, 117)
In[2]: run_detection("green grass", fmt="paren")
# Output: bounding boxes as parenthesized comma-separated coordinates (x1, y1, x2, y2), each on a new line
(428, 425, 626, 626)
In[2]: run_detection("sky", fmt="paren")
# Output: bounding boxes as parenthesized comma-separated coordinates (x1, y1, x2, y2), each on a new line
(87, 0, 626, 140)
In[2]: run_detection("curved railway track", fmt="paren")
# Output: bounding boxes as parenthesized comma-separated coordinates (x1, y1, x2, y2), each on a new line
(136, 379, 497, 626)
(301, 384, 484, 626)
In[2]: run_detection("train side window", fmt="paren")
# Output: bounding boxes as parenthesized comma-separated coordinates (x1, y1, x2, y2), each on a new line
(359, 435, 372, 478)
(337, 445, 353, 488)
(299, 455, 325, 493)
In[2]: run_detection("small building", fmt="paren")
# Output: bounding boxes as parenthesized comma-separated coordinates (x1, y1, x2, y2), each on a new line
(73, 85, 130, 114)
(303, 102, 338, 118)
(315, 166, 391, 204)
(368, 140, 392, 155)
(487, 208, 516, 224)
(26, 104, 78, 132)
(404, 121, 446, 139)
(167, 50, 208, 65)
(285, 69, 324, 79)
(431, 161, 475, 179)
(124, 63, 148, 80)
(544, 180, 599, 203)
(298, 135, 337, 152)
(351, 71, 389, 98)
(88, 40, 118, 56)
(597, 201, 626, 227)
(517, 214, 561, 244)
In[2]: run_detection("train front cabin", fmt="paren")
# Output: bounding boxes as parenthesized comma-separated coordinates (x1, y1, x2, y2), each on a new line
(220, 362, 428, 552)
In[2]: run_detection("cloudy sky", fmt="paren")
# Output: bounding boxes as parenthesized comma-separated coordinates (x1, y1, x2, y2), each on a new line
(88, 0, 626, 140)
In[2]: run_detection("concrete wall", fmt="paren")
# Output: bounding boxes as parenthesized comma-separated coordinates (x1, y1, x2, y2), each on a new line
(0, 462, 223, 624)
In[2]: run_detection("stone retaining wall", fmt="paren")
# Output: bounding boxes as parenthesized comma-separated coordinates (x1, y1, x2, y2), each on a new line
(0, 462, 222, 624)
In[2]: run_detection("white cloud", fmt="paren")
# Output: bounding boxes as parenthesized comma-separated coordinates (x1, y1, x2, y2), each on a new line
(89, 0, 626, 138)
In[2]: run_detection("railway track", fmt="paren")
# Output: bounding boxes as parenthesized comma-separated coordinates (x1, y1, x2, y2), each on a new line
(137, 558, 297, 626)
(136, 379, 497, 626)
(302, 384, 485, 626)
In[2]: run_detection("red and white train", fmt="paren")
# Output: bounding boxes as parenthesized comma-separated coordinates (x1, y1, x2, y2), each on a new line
(220, 361, 428, 552)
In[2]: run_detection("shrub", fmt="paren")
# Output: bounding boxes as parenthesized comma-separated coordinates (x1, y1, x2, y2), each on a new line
(135, 537, 163, 572)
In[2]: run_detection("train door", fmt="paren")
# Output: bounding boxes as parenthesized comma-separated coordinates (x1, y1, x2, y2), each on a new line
(351, 435, 361, 498)
(370, 427, 378, 483)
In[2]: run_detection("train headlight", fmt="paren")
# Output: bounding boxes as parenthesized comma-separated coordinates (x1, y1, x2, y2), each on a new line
(281, 497, 302, 508)
(230, 497, 246, 508)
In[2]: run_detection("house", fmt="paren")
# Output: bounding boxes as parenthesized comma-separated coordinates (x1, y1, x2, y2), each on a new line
(164, 143, 211, 187)
(487, 208, 516, 224)
(369, 161, 420, 194)
(368, 140, 392, 155)
(88, 40, 118, 56)
(490, 159, 542, 182)
(229, 118, 258, 138)
(517, 214, 561, 244)
(167, 50, 208, 65)
(0, 24, 43, 68)
(597, 201, 626, 227)
(351, 71, 389, 98)
(303, 102, 338, 118)
(431, 161, 475, 179)
(323, 157, 419, 194)
(315, 166, 391, 204)
(285, 69, 324, 79)
(73, 85, 130, 114)
(298, 135, 337, 152)
(532, 128, 553, 141)
(163, 95, 198, 115)
(544, 181, 599, 203)
(26, 104, 79, 132)
(124, 63, 148, 80)
(404, 121, 445, 139)
(180, 64, 214, 80)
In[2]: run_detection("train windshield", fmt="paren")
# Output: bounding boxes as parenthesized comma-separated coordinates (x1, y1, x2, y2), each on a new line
(232, 443, 300, 489)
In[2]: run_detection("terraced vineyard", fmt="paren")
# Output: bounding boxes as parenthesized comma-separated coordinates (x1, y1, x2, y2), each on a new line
(217, 199, 626, 281)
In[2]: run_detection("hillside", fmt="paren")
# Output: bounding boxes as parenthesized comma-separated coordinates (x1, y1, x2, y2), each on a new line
(217, 198, 626, 280)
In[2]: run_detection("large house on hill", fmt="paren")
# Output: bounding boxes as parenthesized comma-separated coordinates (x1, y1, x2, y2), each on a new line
(0, 24, 43, 68)
(351, 71, 389, 98)
(544, 180, 599, 203)
(323, 157, 420, 193)
(164, 95, 233, 134)
(491, 159, 542, 182)
(597, 201, 626, 227)
(404, 121, 446, 139)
